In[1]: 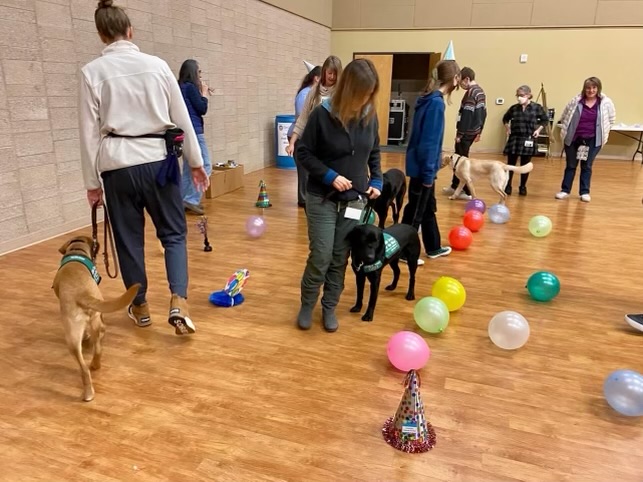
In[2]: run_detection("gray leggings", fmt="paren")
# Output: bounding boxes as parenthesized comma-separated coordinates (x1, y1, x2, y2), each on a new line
(300, 193, 362, 311)
(102, 161, 189, 305)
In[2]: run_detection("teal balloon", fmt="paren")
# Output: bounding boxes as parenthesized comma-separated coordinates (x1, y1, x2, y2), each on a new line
(414, 297, 450, 333)
(526, 271, 560, 301)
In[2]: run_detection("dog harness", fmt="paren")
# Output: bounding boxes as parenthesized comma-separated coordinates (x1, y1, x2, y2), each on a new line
(360, 233, 401, 273)
(59, 254, 102, 285)
(452, 154, 463, 173)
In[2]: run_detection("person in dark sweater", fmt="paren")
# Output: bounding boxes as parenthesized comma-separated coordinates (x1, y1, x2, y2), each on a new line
(178, 59, 213, 215)
(402, 60, 461, 260)
(443, 66, 486, 199)
(295, 58, 383, 332)
(502, 85, 549, 196)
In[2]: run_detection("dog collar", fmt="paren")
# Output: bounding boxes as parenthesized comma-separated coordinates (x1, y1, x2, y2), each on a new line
(360, 233, 401, 273)
(59, 254, 102, 285)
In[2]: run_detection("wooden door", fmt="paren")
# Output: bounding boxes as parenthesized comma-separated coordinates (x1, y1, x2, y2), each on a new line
(354, 54, 393, 146)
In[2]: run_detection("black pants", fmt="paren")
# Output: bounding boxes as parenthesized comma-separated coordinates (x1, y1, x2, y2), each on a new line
(450, 136, 474, 194)
(292, 139, 308, 206)
(402, 178, 441, 253)
(102, 161, 189, 306)
(507, 154, 532, 188)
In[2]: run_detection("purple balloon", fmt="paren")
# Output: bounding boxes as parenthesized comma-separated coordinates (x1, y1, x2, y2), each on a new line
(465, 198, 486, 214)
(386, 331, 431, 371)
(246, 215, 266, 238)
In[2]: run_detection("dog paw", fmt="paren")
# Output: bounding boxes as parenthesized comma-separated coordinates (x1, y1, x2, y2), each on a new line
(82, 390, 95, 402)
(405, 293, 416, 301)
(90, 361, 101, 371)
(385, 284, 396, 291)
(350, 305, 362, 313)
(448, 195, 457, 200)
(361, 313, 374, 322)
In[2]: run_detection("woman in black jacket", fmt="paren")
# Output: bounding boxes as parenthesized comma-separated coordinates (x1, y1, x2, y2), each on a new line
(295, 59, 383, 333)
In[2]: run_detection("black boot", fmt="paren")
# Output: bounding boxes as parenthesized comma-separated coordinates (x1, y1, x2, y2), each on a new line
(504, 184, 512, 196)
(519, 186, 527, 196)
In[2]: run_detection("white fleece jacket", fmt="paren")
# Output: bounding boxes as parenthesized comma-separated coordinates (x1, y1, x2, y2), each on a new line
(79, 41, 203, 190)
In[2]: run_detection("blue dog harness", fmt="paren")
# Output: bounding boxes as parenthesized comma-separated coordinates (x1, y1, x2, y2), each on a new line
(59, 254, 101, 285)
(360, 233, 401, 273)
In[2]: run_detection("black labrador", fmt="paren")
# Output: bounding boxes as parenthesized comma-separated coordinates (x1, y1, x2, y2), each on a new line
(349, 223, 420, 322)
(373, 168, 407, 228)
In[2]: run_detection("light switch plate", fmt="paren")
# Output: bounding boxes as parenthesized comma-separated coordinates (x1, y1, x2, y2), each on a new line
(496, 98, 505, 105)
(520, 54, 528, 63)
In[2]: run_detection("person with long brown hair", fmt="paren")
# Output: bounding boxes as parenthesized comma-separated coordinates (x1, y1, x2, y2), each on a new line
(286, 55, 343, 157)
(79, 0, 209, 335)
(401, 60, 461, 261)
(295, 58, 383, 332)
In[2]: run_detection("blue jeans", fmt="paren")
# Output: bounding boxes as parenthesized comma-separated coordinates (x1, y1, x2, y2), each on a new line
(561, 139, 601, 195)
(181, 133, 212, 205)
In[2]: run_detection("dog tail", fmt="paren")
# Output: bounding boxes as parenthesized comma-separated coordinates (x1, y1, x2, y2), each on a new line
(504, 162, 534, 174)
(79, 284, 140, 313)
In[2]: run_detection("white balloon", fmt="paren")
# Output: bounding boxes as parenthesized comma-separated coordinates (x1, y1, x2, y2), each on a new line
(488, 311, 530, 350)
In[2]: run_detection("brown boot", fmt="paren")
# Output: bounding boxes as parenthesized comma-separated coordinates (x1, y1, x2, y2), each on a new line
(128, 302, 152, 327)
(168, 294, 196, 335)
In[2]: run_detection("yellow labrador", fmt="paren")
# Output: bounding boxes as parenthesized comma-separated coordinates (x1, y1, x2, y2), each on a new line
(52, 236, 140, 401)
(443, 154, 534, 204)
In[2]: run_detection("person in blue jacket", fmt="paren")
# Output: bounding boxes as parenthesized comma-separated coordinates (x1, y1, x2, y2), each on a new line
(402, 60, 461, 260)
(289, 65, 321, 207)
(178, 59, 213, 215)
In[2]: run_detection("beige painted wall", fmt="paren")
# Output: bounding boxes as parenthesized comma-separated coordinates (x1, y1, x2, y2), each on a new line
(332, 28, 643, 159)
(333, 0, 643, 29)
(0, 0, 330, 255)
(261, 0, 332, 27)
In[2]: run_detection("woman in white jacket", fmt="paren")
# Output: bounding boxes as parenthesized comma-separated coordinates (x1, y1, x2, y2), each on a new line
(555, 77, 615, 202)
(80, 0, 209, 335)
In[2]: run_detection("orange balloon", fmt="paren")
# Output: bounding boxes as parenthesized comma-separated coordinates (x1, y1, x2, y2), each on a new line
(449, 226, 473, 250)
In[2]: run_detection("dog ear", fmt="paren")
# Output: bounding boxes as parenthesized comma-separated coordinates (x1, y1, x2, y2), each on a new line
(58, 239, 71, 255)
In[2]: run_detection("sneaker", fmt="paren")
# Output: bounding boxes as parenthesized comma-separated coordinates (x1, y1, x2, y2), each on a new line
(457, 192, 472, 201)
(400, 257, 425, 266)
(442, 187, 455, 196)
(168, 294, 196, 335)
(426, 247, 452, 259)
(625, 314, 643, 332)
(580, 194, 591, 203)
(183, 201, 204, 215)
(128, 302, 152, 327)
(555, 192, 569, 200)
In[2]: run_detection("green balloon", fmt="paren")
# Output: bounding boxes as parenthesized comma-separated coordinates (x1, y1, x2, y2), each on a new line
(528, 215, 553, 237)
(414, 297, 450, 333)
(526, 271, 560, 301)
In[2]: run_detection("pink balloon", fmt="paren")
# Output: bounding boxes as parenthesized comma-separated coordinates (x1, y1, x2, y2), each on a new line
(246, 215, 266, 238)
(386, 331, 431, 371)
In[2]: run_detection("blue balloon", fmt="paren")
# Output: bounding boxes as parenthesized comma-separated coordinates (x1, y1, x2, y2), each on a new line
(488, 203, 510, 224)
(603, 369, 643, 416)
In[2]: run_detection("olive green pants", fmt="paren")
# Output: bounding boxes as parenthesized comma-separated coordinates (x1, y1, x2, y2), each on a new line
(300, 193, 364, 311)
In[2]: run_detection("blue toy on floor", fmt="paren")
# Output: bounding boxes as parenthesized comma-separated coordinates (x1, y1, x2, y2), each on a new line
(209, 269, 250, 307)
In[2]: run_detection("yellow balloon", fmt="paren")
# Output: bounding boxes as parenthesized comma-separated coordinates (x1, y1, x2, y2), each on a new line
(431, 276, 466, 312)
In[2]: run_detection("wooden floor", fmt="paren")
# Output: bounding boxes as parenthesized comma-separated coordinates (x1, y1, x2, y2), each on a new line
(1, 153, 643, 481)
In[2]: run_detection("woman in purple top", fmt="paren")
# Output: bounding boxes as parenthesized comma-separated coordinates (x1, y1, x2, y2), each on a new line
(556, 77, 615, 202)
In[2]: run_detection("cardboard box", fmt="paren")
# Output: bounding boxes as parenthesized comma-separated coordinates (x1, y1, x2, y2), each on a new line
(205, 164, 244, 199)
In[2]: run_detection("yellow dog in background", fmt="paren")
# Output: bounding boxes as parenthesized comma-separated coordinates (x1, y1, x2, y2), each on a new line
(442, 154, 534, 204)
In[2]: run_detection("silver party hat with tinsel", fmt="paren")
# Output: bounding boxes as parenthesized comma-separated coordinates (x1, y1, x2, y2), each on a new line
(382, 370, 436, 453)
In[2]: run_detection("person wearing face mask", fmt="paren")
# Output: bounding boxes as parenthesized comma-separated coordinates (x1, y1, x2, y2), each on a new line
(402, 60, 461, 261)
(555, 77, 615, 203)
(502, 85, 549, 196)
(443, 66, 487, 200)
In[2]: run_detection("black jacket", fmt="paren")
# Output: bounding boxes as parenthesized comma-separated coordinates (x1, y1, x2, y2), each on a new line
(296, 100, 383, 201)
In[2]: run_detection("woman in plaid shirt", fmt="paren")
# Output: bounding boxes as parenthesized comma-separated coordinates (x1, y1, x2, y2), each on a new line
(502, 85, 549, 196)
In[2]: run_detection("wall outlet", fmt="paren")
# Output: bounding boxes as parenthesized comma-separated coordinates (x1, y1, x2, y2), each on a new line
(496, 98, 505, 105)
(520, 54, 528, 63)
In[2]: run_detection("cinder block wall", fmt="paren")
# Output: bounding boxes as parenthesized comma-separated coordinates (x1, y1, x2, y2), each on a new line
(0, 0, 330, 254)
